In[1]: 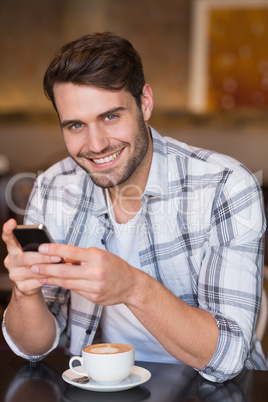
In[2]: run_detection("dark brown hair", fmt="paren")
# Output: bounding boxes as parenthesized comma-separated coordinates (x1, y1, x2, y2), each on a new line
(43, 32, 145, 110)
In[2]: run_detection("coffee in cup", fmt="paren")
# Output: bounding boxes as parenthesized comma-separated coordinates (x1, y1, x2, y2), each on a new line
(69, 343, 135, 385)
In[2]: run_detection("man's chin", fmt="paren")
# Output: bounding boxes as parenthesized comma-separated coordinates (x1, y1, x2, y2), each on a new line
(90, 177, 117, 189)
(81, 166, 119, 188)
(69, 156, 114, 186)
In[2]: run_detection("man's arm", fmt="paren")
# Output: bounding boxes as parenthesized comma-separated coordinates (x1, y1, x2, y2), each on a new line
(126, 268, 219, 370)
(2, 219, 61, 356)
(5, 287, 57, 356)
(32, 243, 219, 369)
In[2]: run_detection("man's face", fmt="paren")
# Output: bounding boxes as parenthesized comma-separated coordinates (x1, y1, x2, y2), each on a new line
(54, 83, 153, 189)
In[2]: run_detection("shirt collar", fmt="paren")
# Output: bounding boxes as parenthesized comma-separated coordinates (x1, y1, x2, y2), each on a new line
(144, 127, 169, 200)
(91, 185, 109, 217)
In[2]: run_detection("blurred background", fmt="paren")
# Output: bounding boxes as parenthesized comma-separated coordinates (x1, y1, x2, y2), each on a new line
(1, 0, 268, 353)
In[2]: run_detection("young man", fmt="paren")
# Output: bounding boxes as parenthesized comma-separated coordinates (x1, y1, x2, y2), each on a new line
(2, 32, 267, 382)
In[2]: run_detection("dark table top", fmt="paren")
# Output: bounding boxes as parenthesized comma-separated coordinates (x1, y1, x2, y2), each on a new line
(0, 348, 268, 402)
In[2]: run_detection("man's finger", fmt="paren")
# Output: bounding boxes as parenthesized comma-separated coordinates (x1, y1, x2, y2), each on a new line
(38, 242, 93, 263)
(2, 219, 21, 255)
(31, 263, 86, 279)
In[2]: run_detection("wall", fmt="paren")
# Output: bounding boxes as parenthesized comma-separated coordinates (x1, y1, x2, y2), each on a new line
(0, 0, 64, 114)
(0, 0, 191, 114)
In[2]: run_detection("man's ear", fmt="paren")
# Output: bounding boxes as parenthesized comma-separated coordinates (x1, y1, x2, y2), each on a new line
(141, 84, 154, 121)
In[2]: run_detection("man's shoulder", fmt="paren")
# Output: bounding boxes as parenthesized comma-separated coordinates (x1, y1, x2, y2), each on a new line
(163, 135, 240, 171)
(151, 127, 239, 169)
(163, 134, 254, 179)
(151, 128, 258, 186)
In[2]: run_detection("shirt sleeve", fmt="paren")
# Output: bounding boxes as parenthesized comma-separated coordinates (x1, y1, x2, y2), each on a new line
(197, 166, 266, 382)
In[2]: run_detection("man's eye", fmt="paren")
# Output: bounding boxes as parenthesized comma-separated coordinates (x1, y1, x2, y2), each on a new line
(71, 123, 83, 130)
(105, 114, 116, 121)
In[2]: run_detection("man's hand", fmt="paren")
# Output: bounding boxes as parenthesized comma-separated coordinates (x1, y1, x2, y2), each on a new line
(2, 219, 62, 296)
(31, 242, 138, 305)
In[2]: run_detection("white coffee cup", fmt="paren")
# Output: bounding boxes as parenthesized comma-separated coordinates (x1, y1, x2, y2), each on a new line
(69, 343, 135, 385)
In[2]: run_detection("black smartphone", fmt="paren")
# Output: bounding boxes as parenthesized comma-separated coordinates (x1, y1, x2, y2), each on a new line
(13, 224, 54, 252)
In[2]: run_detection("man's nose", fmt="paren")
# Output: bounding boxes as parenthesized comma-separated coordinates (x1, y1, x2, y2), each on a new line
(86, 126, 110, 154)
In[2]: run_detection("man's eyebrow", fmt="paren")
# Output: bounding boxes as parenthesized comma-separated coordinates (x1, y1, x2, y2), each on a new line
(97, 106, 126, 119)
(60, 119, 83, 129)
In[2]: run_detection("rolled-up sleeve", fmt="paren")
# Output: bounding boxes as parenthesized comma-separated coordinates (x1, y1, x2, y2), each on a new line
(197, 167, 266, 382)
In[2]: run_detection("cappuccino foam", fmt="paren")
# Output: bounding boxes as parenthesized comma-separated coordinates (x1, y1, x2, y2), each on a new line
(84, 343, 133, 355)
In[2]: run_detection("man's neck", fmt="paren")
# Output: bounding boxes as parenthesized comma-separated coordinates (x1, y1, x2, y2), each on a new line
(108, 186, 143, 224)
(108, 136, 153, 224)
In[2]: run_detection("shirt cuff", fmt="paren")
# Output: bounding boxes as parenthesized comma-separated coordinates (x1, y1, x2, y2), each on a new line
(1, 308, 62, 361)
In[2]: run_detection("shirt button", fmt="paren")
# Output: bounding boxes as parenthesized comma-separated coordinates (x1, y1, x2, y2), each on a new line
(86, 329, 92, 335)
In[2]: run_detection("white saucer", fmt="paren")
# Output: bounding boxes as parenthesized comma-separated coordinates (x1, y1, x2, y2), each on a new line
(62, 365, 151, 393)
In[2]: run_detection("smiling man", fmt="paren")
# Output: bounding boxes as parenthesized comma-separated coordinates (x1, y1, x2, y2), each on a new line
(2, 32, 267, 383)
(55, 82, 153, 203)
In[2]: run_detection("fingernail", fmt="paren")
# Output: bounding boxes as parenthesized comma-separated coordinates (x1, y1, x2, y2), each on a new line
(31, 265, 39, 273)
(51, 256, 62, 262)
(38, 244, 49, 253)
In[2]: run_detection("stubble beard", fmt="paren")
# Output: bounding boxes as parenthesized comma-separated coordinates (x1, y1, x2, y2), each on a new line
(70, 113, 150, 189)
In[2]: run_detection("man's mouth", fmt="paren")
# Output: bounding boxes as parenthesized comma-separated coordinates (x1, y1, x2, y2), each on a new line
(92, 149, 123, 165)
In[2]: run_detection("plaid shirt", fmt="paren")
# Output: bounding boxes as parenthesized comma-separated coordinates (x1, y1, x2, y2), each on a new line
(3, 127, 267, 382)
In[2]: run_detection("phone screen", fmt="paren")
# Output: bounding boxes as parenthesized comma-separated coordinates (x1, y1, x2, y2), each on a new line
(13, 225, 53, 252)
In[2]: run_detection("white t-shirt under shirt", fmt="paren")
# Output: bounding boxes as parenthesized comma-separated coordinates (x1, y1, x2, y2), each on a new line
(100, 192, 179, 363)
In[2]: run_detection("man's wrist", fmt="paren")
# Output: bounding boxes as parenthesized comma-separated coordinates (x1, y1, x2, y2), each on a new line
(126, 268, 153, 308)
(14, 283, 41, 298)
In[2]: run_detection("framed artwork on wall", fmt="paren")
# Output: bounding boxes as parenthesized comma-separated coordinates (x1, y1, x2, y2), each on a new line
(188, 0, 268, 113)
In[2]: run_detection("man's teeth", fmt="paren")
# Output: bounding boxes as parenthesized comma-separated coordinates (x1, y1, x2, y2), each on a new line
(93, 150, 122, 165)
